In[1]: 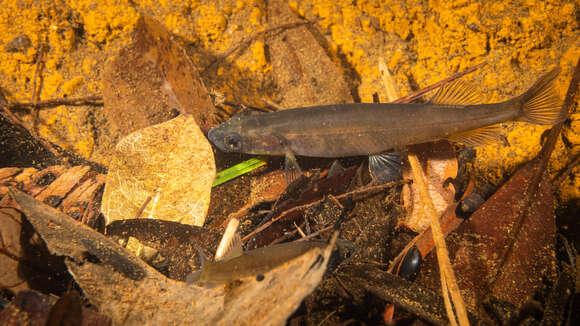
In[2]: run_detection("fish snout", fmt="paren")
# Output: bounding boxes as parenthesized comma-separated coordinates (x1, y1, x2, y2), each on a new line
(207, 126, 243, 152)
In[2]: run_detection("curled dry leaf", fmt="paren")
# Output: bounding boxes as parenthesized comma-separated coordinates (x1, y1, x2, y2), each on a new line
(101, 114, 215, 226)
(401, 141, 458, 232)
(102, 15, 215, 139)
(11, 189, 336, 326)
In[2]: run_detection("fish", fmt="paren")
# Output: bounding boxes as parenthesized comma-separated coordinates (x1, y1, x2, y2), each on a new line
(186, 218, 338, 286)
(208, 69, 564, 184)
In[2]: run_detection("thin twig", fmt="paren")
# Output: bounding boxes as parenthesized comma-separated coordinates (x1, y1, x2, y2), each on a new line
(242, 179, 407, 242)
(135, 196, 153, 219)
(316, 310, 337, 326)
(31, 43, 46, 135)
(204, 19, 321, 72)
(261, 98, 284, 111)
(294, 222, 307, 238)
(383, 66, 470, 326)
(408, 154, 467, 326)
(295, 225, 334, 242)
(391, 62, 487, 103)
(9, 96, 104, 111)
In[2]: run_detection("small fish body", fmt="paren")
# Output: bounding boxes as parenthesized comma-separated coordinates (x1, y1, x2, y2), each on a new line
(192, 240, 330, 285)
(186, 218, 338, 286)
(208, 69, 564, 183)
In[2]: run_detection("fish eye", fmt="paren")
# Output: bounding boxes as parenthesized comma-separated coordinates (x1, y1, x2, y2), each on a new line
(224, 132, 242, 151)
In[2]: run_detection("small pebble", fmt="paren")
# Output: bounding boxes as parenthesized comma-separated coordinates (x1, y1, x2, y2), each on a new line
(5, 35, 31, 53)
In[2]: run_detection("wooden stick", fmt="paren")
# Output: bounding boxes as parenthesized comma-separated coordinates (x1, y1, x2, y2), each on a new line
(383, 64, 471, 326)
(407, 154, 468, 326)
(9, 96, 103, 110)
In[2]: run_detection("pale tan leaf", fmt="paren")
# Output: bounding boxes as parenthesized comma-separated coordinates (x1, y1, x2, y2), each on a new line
(401, 141, 458, 232)
(101, 114, 215, 226)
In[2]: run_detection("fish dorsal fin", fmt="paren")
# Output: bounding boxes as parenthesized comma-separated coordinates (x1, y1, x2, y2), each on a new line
(429, 80, 481, 105)
(446, 124, 503, 146)
(215, 218, 243, 262)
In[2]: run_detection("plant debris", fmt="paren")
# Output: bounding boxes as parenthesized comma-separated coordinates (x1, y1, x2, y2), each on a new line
(101, 114, 215, 227)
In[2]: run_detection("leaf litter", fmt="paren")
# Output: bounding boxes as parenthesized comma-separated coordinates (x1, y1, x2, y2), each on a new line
(100, 114, 215, 227)
(0, 5, 578, 326)
(9, 188, 338, 326)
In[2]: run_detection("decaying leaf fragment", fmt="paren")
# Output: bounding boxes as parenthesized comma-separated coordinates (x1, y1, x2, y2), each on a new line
(10, 189, 336, 326)
(102, 15, 215, 138)
(401, 141, 458, 232)
(267, 0, 353, 108)
(419, 160, 557, 310)
(101, 114, 215, 226)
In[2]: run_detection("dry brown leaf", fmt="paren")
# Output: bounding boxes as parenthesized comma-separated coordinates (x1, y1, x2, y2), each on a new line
(267, 0, 352, 108)
(0, 208, 28, 293)
(418, 160, 557, 310)
(102, 15, 215, 138)
(12, 189, 335, 326)
(101, 114, 215, 226)
(401, 141, 458, 232)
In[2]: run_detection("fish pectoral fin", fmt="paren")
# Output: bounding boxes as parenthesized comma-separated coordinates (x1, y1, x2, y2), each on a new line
(428, 80, 481, 105)
(446, 124, 503, 146)
(285, 150, 303, 185)
(215, 218, 244, 262)
(369, 152, 403, 184)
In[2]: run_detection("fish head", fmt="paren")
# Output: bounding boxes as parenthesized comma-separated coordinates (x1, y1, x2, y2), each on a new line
(208, 116, 246, 153)
(208, 115, 287, 155)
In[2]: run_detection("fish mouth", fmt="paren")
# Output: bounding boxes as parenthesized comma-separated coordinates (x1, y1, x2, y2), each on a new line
(207, 126, 219, 144)
(207, 126, 225, 151)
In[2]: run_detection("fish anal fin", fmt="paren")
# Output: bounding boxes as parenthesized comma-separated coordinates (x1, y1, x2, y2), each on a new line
(215, 218, 243, 262)
(285, 150, 303, 185)
(429, 80, 481, 106)
(447, 124, 503, 146)
(369, 152, 402, 184)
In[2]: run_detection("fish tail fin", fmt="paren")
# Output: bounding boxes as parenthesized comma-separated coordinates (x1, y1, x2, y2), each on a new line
(514, 68, 565, 125)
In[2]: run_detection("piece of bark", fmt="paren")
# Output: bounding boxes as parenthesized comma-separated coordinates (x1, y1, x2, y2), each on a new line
(60, 172, 105, 223)
(35, 165, 91, 207)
